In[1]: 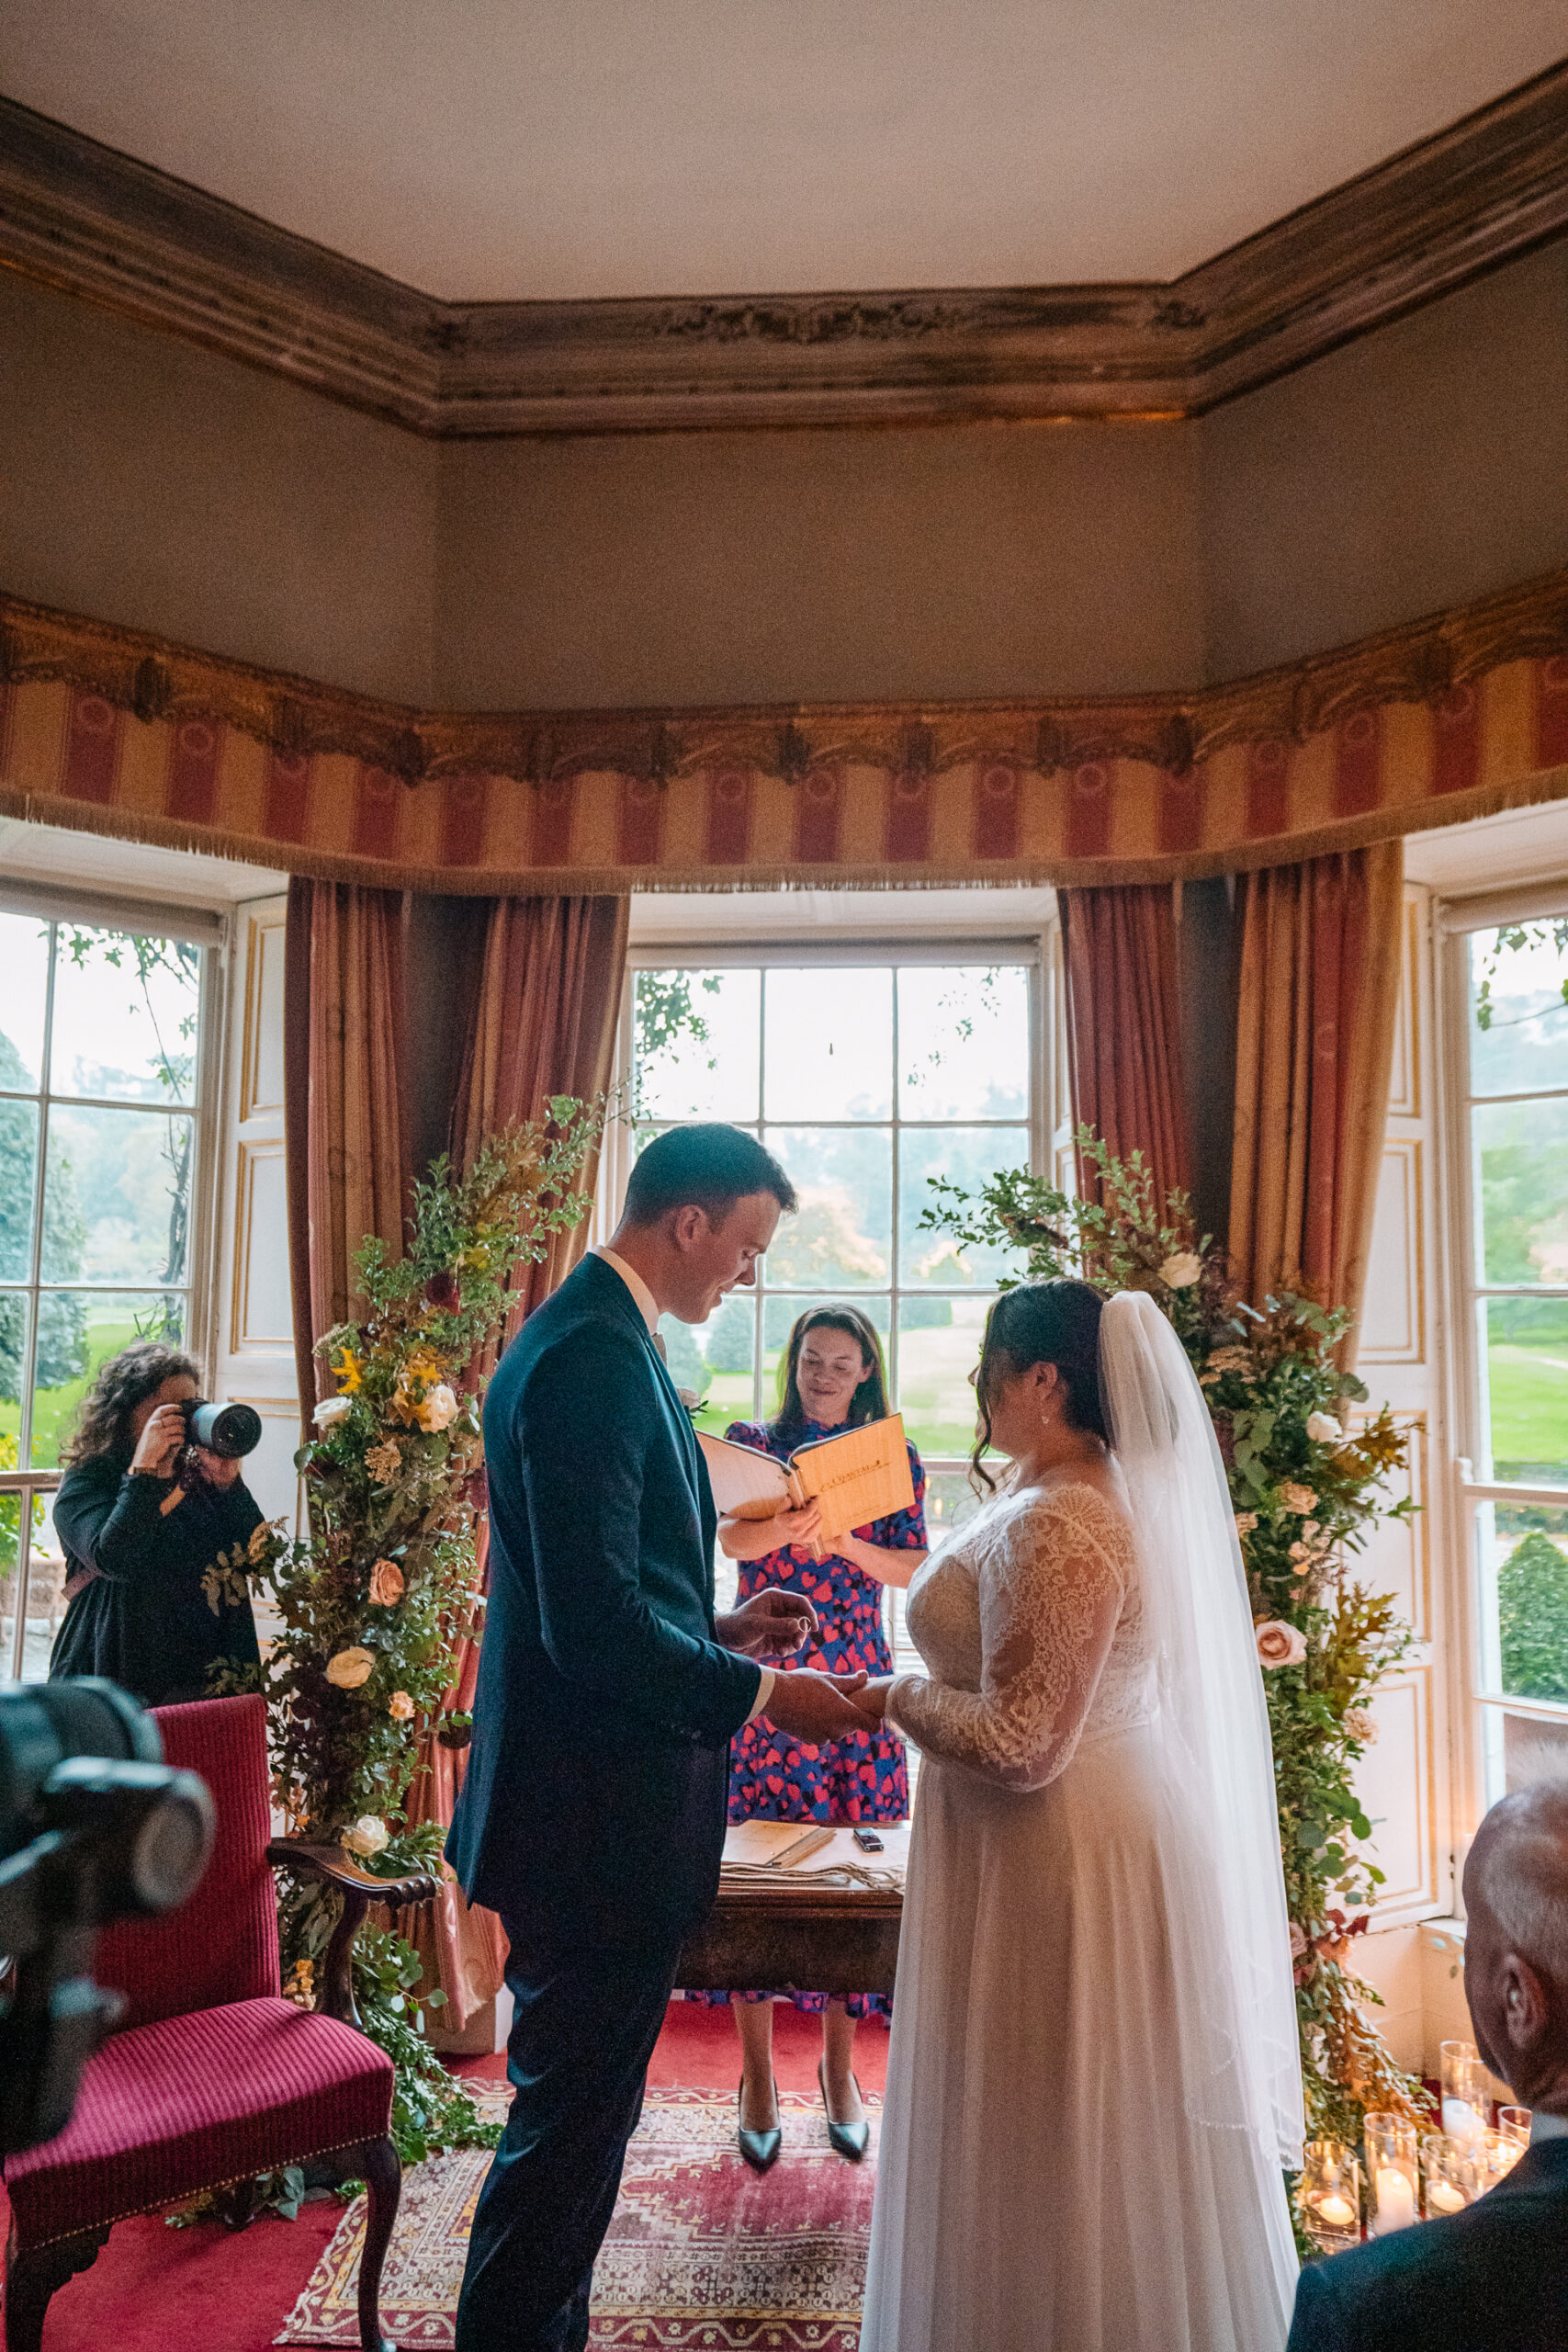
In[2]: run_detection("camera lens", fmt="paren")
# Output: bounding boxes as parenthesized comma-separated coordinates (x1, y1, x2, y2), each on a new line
(129, 1778, 215, 1912)
(186, 1401, 264, 1458)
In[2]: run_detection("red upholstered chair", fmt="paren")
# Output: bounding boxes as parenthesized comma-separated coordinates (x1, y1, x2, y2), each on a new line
(1, 1694, 436, 2352)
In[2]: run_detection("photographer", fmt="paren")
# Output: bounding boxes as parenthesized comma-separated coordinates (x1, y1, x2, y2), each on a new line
(50, 1340, 264, 1706)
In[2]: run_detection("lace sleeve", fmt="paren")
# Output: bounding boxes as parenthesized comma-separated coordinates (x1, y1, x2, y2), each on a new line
(887, 1488, 1129, 1792)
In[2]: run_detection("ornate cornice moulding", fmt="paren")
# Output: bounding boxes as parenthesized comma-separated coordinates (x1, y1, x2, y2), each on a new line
(3, 63, 1567, 436)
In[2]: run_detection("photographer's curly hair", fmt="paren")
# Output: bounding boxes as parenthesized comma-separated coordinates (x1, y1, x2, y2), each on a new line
(62, 1340, 200, 1466)
(970, 1279, 1108, 1492)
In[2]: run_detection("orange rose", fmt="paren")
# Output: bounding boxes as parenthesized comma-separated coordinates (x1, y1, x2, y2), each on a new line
(368, 1558, 405, 1607)
(388, 1690, 414, 1723)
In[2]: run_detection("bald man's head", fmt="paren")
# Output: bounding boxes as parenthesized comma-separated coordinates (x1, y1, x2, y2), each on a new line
(1462, 1780, 1568, 2114)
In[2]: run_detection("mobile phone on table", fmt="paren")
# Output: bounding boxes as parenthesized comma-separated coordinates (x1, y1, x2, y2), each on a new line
(852, 1828, 884, 1852)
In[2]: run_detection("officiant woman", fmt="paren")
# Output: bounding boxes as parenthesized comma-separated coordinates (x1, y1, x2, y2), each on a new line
(697, 1304, 927, 2169)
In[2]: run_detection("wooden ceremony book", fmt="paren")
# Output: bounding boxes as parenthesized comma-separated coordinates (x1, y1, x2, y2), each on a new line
(697, 1413, 915, 1543)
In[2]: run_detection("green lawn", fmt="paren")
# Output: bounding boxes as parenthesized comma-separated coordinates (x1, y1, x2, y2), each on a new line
(0, 1313, 140, 1466)
(1489, 1343, 1568, 1480)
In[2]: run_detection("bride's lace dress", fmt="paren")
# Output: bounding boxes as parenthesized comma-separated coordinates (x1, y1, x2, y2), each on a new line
(860, 1478, 1297, 2352)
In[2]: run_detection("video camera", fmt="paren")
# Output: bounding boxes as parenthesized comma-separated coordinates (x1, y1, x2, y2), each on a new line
(0, 1679, 214, 2154)
(181, 1399, 264, 1459)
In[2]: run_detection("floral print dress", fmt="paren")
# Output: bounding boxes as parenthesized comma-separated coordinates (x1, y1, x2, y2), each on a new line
(696, 1414, 927, 2019)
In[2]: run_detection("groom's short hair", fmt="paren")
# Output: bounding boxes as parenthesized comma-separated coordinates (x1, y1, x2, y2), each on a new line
(623, 1124, 797, 1227)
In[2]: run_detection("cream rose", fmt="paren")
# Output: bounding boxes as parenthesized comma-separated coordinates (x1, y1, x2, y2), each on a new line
(367, 1558, 405, 1607)
(343, 1815, 389, 1858)
(417, 1382, 459, 1432)
(387, 1690, 414, 1722)
(1306, 1412, 1343, 1443)
(1159, 1250, 1202, 1289)
(1343, 1706, 1378, 1745)
(1256, 1620, 1308, 1669)
(325, 1645, 376, 1690)
(1280, 1481, 1316, 1515)
(1234, 1511, 1258, 1537)
(313, 1395, 353, 1429)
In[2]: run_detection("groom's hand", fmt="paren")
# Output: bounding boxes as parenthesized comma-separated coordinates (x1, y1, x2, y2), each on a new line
(761, 1668, 870, 1743)
(716, 1589, 818, 1658)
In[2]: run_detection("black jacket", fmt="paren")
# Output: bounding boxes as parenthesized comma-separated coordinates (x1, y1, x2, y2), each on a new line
(50, 1453, 263, 1706)
(1286, 2137, 1568, 2352)
(447, 1253, 761, 1950)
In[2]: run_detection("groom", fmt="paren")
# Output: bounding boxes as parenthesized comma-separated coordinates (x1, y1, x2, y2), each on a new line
(448, 1122, 871, 2352)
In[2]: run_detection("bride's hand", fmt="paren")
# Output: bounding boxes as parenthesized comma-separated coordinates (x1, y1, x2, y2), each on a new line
(853, 1675, 897, 1724)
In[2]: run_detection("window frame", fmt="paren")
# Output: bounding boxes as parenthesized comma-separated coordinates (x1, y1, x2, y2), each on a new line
(0, 883, 229, 1678)
(1439, 879, 1568, 1810)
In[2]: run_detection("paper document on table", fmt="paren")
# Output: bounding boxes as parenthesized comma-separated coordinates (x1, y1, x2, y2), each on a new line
(697, 1414, 914, 1543)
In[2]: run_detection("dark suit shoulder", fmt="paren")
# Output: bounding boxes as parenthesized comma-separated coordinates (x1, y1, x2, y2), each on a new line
(1288, 2150, 1568, 2351)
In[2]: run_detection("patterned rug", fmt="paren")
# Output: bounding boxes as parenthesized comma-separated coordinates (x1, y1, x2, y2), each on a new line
(276, 2084, 877, 2347)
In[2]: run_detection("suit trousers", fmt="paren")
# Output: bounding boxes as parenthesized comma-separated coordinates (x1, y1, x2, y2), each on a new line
(454, 1914, 687, 2352)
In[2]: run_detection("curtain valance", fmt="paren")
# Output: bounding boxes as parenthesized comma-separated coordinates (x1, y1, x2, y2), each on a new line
(3, 573, 1566, 891)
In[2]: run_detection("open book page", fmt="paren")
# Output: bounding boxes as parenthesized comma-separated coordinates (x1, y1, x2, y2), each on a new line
(789, 1413, 915, 1541)
(696, 1430, 793, 1520)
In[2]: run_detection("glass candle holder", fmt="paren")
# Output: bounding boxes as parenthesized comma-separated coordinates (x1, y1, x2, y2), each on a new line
(1364, 2113, 1419, 2235)
(1480, 2127, 1525, 2191)
(1299, 2140, 1361, 2251)
(1439, 2040, 1490, 2150)
(1421, 2132, 1479, 2216)
(1499, 2105, 1531, 2150)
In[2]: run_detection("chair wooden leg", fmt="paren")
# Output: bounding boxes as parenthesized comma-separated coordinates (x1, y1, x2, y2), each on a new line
(345, 2134, 400, 2352)
(5, 2221, 110, 2352)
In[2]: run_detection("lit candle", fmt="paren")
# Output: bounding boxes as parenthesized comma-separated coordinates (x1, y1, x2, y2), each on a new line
(1371, 2167, 1416, 2233)
(1315, 2193, 1356, 2229)
(1427, 2179, 1466, 2214)
(1443, 2098, 1484, 2146)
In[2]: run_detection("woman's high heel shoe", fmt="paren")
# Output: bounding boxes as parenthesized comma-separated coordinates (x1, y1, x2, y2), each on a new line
(818, 2059, 870, 2160)
(737, 2075, 782, 2173)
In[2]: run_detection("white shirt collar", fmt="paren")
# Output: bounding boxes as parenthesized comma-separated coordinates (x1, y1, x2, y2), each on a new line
(592, 1245, 660, 1336)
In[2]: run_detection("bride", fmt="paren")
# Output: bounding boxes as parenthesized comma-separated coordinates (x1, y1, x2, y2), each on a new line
(853, 1278, 1302, 2352)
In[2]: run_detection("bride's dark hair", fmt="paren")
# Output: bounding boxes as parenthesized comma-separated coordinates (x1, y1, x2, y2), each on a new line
(970, 1278, 1108, 1491)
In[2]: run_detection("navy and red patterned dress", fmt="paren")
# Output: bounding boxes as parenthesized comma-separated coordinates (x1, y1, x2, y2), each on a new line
(697, 1413, 927, 2020)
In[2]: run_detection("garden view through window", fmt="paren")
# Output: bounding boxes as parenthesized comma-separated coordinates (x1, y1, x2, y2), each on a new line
(0, 908, 206, 1676)
(632, 956, 1036, 1641)
(1463, 914, 1568, 1793)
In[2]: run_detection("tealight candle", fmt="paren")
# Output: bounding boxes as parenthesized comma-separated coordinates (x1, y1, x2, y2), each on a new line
(1427, 2179, 1466, 2214)
(1442, 2097, 1484, 2145)
(1316, 2193, 1356, 2228)
(1371, 2166, 1416, 2233)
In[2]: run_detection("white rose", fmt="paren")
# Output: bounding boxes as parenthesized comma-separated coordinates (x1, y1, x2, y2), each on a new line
(343, 1815, 389, 1858)
(313, 1395, 353, 1428)
(1306, 1412, 1343, 1442)
(1159, 1251, 1203, 1289)
(418, 1382, 459, 1432)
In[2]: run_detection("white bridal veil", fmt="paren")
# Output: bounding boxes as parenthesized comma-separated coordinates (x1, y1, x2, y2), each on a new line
(1099, 1288, 1305, 2172)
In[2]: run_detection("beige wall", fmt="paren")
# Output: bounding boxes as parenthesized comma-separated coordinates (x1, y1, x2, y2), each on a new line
(436, 420, 1203, 707)
(0, 273, 437, 703)
(1201, 243, 1568, 682)
(6, 237, 1568, 707)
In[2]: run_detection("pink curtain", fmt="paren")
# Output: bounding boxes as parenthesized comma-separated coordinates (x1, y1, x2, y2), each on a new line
(1058, 883, 1191, 1211)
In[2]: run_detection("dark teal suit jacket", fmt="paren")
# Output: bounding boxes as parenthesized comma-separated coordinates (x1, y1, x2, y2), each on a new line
(1286, 2137, 1568, 2351)
(447, 1253, 761, 1948)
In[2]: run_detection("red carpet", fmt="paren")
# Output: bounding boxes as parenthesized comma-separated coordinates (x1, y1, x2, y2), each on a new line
(3, 2004, 888, 2351)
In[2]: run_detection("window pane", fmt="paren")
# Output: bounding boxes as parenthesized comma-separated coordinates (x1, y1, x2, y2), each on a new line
(763, 968, 892, 1122)
(1483, 1298, 1568, 1484)
(764, 1127, 891, 1291)
(43, 1105, 195, 1285)
(897, 965, 1030, 1119)
(921, 1466, 989, 1544)
(1473, 1097, 1568, 1287)
(1469, 924, 1568, 1097)
(0, 1292, 30, 1455)
(635, 968, 759, 1121)
(30, 1290, 184, 1467)
(1499, 1708, 1568, 1794)
(897, 1295, 989, 1459)
(1480, 1503, 1568, 1707)
(659, 1298, 757, 1440)
(49, 928, 202, 1104)
(898, 1126, 1031, 1287)
(0, 916, 51, 1091)
(0, 1101, 39, 1279)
